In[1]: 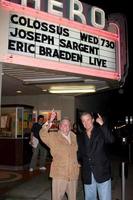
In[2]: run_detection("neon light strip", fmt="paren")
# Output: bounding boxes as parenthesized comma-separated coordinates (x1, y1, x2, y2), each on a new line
(109, 22, 121, 78)
(0, 0, 120, 80)
(1, 55, 120, 80)
(0, 0, 118, 41)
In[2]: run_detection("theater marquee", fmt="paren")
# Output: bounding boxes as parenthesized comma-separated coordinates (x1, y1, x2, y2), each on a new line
(0, 0, 128, 81)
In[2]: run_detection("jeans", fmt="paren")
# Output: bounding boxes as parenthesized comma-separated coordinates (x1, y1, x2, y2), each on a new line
(29, 143, 47, 169)
(84, 173, 111, 200)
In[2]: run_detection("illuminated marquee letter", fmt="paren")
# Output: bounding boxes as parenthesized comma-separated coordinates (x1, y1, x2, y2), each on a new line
(69, 0, 86, 24)
(34, 0, 41, 10)
(48, 0, 63, 17)
(91, 7, 105, 29)
(21, 0, 41, 10)
(21, 0, 27, 6)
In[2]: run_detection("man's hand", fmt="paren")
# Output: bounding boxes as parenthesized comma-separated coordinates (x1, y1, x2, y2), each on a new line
(50, 109, 56, 123)
(43, 110, 57, 129)
(96, 114, 104, 126)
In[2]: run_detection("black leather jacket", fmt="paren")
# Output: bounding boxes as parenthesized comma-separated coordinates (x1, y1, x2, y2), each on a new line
(77, 124, 114, 184)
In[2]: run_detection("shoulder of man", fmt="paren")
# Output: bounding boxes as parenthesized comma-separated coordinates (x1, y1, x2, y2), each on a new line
(31, 122, 38, 128)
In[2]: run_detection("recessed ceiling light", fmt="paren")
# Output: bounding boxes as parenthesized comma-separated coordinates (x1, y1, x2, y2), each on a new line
(16, 90, 22, 94)
(49, 85, 96, 94)
(42, 89, 47, 92)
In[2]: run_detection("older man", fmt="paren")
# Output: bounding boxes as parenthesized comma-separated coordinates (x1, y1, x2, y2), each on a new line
(39, 112, 79, 200)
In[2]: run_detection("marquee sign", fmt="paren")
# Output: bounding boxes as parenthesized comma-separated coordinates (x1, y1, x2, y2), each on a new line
(9, 13, 116, 69)
(0, 0, 128, 81)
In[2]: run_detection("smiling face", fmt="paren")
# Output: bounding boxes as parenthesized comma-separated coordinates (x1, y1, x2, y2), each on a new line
(59, 119, 71, 136)
(81, 113, 94, 133)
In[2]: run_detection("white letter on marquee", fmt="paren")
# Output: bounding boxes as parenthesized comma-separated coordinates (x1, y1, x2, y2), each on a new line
(34, 0, 41, 10)
(91, 7, 105, 29)
(21, 0, 40, 10)
(69, 0, 86, 24)
(21, 0, 27, 6)
(48, 0, 63, 17)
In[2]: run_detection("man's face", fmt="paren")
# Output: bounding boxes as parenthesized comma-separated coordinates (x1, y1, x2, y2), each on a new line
(81, 114, 94, 131)
(38, 117, 44, 125)
(59, 119, 71, 136)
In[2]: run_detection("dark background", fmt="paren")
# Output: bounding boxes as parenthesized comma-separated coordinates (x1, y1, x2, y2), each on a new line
(77, 1, 133, 157)
(80, 0, 132, 94)
(79, 0, 132, 113)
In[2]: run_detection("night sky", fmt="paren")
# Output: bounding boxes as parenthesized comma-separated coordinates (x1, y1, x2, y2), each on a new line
(79, 0, 133, 117)
(80, 0, 132, 93)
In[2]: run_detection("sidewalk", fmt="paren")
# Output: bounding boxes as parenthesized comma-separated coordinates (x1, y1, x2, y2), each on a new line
(0, 157, 133, 200)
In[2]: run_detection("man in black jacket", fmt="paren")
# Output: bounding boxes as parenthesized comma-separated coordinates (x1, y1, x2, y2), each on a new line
(77, 112, 114, 200)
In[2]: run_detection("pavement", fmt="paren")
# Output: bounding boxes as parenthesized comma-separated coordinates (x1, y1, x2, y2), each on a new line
(0, 156, 133, 200)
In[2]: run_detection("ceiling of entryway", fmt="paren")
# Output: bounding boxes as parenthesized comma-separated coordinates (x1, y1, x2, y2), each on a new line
(1, 63, 119, 96)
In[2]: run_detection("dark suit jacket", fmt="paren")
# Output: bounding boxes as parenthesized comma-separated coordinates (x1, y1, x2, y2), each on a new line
(77, 124, 114, 184)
